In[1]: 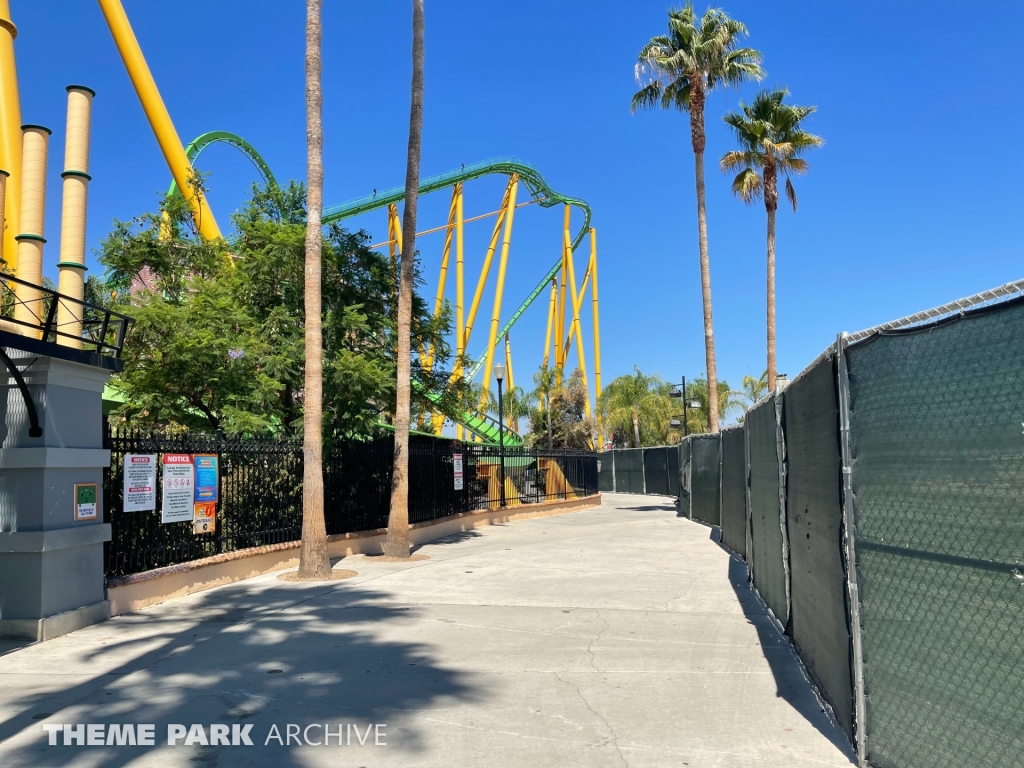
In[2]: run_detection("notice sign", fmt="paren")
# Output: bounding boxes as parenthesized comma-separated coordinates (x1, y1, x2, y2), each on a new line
(161, 454, 195, 523)
(193, 502, 216, 535)
(123, 454, 157, 512)
(194, 454, 219, 503)
(74, 483, 98, 521)
(453, 453, 464, 491)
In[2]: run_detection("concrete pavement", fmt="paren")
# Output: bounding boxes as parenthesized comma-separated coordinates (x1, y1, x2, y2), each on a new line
(0, 493, 854, 767)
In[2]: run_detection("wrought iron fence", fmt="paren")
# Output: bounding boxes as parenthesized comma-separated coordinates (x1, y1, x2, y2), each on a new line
(103, 424, 598, 577)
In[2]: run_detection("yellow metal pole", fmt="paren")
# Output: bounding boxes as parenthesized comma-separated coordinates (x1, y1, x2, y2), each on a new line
(425, 186, 459, 373)
(97, 0, 221, 242)
(387, 203, 401, 281)
(455, 183, 465, 441)
(556, 205, 570, 379)
(562, 229, 592, 419)
(0, 0, 21, 272)
(463, 178, 513, 352)
(504, 333, 516, 429)
(477, 176, 519, 416)
(542, 277, 556, 369)
(589, 228, 603, 446)
(57, 86, 95, 349)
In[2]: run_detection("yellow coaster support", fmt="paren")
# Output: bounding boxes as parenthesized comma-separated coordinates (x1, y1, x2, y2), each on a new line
(56, 86, 95, 349)
(476, 175, 519, 416)
(504, 333, 515, 429)
(13, 125, 49, 335)
(463, 177, 514, 353)
(562, 218, 591, 420)
(97, 0, 221, 242)
(590, 228, 604, 446)
(542, 277, 556, 370)
(0, 0, 20, 272)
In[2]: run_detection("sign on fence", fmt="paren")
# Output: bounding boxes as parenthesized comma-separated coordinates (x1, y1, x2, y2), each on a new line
(194, 454, 219, 503)
(161, 454, 195, 523)
(123, 454, 156, 512)
(453, 453, 463, 490)
(193, 502, 216, 534)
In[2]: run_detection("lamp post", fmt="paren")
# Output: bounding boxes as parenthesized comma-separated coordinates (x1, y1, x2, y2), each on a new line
(493, 362, 507, 508)
(669, 376, 703, 436)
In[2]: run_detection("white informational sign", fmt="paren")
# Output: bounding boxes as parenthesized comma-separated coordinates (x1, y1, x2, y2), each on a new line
(123, 454, 157, 512)
(453, 453, 464, 491)
(161, 454, 195, 523)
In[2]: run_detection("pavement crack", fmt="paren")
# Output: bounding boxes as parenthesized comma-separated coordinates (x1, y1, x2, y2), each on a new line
(554, 672, 629, 768)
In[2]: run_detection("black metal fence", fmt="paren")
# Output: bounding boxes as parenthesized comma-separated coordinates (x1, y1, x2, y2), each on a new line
(103, 424, 598, 577)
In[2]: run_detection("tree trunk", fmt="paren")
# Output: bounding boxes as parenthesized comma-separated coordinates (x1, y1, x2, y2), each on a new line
(385, 0, 425, 559)
(764, 161, 778, 393)
(297, 0, 331, 580)
(545, 392, 552, 449)
(689, 80, 719, 433)
(632, 409, 641, 448)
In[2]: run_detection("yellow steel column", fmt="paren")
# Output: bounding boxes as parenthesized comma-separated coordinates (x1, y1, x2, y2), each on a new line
(542, 277, 556, 369)
(455, 183, 465, 441)
(463, 178, 513, 352)
(57, 86, 95, 349)
(13, 125, 49, 335)
(556, 205, 571, 379)
(97, 0, 221, 242)
(562, 228, 592, 418)
(0, 169, 6, 265)
(425, 185, 459, 373)
(387, 203, 401, 282)
(589, 229, 603, 446)
(477, 176, 519, 415)
(504, 333, 516, 429)
(0, 0, 21, 272)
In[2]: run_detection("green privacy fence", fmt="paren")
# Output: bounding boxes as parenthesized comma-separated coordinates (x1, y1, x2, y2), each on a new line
(604, 286, 1024, 768)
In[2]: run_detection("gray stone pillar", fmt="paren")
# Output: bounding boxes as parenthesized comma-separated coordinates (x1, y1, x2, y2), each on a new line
(0, 351, 112, 640)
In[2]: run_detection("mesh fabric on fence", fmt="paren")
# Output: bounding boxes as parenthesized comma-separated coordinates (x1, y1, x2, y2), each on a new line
(720, 426, 746, 555)
(643, 447, 671, 496)
(783, 354, 854, 739)
(690, 434, 721, 526)
(613, 448, 645, 494)
(746, 397, 789, 625)
(847, 302, 1024, 768)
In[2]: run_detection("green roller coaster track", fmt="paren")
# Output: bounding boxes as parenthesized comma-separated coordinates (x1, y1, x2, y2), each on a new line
(165, 141, 588, 445)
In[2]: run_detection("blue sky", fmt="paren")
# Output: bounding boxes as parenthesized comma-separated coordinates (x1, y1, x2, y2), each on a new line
(12, 1, 1024, 415)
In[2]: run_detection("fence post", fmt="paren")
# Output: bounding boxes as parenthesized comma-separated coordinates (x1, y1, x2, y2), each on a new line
(641, 448, 647, 495)
(836, 332, 867, 767)
(610, 449, 616, 493)
(774, 387, 792, 624)
(743, 421, 753, 577)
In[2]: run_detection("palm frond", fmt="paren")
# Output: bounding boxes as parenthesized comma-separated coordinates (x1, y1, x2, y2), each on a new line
(785, 177, 798, 211)
(731, 168, 763, 204)
(630, 81, 665, 114)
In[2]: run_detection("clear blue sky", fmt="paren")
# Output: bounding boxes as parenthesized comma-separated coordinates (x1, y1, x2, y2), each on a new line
(12, 1, 1024, 410)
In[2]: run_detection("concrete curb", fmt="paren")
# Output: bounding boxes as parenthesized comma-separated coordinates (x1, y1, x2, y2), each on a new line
(107, 494, 601, 616)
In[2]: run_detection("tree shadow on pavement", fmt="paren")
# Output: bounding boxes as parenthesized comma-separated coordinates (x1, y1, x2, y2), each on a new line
(0, 575, 483, 766)
(725, 556, 856, 763)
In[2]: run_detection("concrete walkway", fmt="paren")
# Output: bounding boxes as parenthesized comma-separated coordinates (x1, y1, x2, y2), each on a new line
(0, 494, 854, 767)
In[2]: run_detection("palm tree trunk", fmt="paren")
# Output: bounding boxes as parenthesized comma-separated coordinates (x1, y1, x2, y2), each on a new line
(385, 0, 425, 559)
(766, 205, 776, 393)
(689, 82, 719, 433)
(632, 409, 641, 448)
(297, 0, 330, 580)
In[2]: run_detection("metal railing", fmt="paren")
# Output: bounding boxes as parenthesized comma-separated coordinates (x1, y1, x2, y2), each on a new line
(103, 424, 599, 577)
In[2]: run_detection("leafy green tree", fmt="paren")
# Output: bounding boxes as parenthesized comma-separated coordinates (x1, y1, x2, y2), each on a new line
(721, 87, 823, 391)
(101, 182, 452, 443)
(599, 367, 672, 447)
(530, 364, 562, 449)
(631, 3, 762, 433)
(488, 384, 532, 433)
(526, 368, 594, 450)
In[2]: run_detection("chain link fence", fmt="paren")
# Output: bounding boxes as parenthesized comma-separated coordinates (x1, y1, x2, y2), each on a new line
(601, 291, 1024, 768)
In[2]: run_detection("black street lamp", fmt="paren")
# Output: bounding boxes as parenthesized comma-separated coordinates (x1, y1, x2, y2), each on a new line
(669, 376, 702, 436)
(493, 362, 507, 508)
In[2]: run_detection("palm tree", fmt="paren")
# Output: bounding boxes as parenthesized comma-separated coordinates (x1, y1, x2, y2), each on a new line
(488, 385, 532, 433)
(384, 0, 425, 559)
(684, 376, 742, 433)
(531, 364, 562, 449)
(631, 4, 762, 434)
(721, 87, 823, 392)
(599, 367, 672, 448)
(741, 369, 768, 407)
(297, 0, 331, 580)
